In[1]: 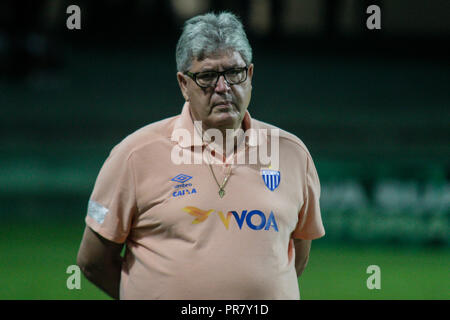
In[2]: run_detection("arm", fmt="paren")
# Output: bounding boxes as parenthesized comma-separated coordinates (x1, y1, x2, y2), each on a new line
(77, 226, 124, 299)
(293, 239, 311, 277)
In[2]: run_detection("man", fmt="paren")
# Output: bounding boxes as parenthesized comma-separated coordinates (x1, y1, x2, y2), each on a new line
(77, 11, 325, 300)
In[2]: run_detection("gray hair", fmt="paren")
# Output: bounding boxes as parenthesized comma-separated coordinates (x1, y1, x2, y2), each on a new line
(176, 12, 252, 72)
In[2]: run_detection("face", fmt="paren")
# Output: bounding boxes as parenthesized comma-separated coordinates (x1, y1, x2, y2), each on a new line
(177, 50, 254, 132)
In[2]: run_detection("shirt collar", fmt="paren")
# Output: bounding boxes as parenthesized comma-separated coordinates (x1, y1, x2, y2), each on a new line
(171, 102, 265, 149)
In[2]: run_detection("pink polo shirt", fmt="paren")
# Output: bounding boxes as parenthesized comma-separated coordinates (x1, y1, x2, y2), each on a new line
(85, 102, 325, 299)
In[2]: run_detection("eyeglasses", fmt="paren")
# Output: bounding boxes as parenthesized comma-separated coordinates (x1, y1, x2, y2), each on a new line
(184, 66, 248, 89)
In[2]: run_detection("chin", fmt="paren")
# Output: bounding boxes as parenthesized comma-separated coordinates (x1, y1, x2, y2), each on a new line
(209, 112, 239, 129)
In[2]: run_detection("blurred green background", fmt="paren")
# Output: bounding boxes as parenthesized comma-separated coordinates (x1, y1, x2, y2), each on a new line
(1, 0, 449, 299)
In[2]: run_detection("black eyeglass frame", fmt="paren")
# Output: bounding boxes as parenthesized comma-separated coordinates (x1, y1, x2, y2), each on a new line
(184, 66, 249, 89)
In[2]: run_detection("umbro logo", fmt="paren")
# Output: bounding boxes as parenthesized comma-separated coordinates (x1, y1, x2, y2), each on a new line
(171, 174, 196, 198)
(171, 174, 192, 184)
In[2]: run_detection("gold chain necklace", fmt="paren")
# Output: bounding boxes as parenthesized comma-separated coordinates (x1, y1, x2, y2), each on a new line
(208, 163, 232, 198)
(194, 121, 234, 198)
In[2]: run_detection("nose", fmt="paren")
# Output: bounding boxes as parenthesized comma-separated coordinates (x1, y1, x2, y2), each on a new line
(215, 75, 230, 92)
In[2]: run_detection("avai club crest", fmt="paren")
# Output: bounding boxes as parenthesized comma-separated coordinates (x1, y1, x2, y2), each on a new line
(261, 169, 281, 191)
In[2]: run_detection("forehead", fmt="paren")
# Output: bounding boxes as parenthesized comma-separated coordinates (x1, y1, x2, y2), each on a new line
(191, 50, 246, 72)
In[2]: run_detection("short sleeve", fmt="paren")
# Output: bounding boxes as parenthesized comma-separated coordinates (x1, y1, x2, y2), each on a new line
(292, 153, 325, 240)
(85, 144, 138, 244)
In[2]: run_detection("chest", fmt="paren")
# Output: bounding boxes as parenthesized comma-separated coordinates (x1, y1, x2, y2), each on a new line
(133, 157, 305, 238)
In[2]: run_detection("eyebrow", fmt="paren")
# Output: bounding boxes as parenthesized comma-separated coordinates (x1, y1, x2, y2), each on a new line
(197, 65, 244, 73)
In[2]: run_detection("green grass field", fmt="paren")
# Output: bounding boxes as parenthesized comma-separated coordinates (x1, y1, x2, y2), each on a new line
(1, 220, 448, 300)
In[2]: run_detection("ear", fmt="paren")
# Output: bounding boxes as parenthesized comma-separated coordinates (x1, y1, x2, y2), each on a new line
(247, 63, 254, 82)
(177, 72, 190, 101)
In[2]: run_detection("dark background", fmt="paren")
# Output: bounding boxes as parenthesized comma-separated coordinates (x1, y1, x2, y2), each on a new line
(0, 0, 449, 299)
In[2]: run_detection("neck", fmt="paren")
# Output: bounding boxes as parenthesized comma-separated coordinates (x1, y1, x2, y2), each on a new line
(194, 122, 245, 159)
(189, 109, 247, 159)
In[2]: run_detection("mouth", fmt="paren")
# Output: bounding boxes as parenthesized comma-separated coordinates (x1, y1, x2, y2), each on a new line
(212, 101, 234, 110)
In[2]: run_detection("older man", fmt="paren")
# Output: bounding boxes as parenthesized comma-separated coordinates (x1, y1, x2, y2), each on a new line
(77, 12, 324, 300)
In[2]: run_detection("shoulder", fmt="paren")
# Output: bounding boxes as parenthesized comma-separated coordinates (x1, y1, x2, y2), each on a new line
(108, 115, 178, 159)
(252, 118, 313, 160)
